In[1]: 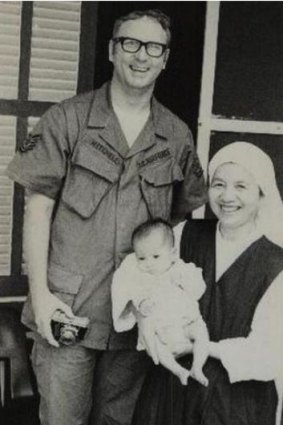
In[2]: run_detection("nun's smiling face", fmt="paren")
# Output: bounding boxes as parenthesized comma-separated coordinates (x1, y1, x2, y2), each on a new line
(209, 163, 262, 231)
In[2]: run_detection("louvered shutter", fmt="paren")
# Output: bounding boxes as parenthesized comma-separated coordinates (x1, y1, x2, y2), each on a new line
(0, 1, 21, 99)
(0, 2, 21, 275)
(29, 1, 81, 102)
(0, 115, 16, 275)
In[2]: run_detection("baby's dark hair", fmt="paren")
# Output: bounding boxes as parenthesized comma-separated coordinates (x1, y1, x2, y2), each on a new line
(131, 218, 175, 248)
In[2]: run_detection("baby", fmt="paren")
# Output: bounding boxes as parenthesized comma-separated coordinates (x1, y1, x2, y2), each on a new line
(112, 218, 209, 386)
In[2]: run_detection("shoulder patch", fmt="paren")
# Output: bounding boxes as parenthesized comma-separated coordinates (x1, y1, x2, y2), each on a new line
(19, 134, 41, 153)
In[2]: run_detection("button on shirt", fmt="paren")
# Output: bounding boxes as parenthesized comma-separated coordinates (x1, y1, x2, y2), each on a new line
(6, 82, 206, 349)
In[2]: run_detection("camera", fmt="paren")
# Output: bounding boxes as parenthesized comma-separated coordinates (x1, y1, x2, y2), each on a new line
(51, 310, 89, 346)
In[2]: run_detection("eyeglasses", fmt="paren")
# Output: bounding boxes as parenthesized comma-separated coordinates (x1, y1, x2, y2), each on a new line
(112, 37, 168, 58)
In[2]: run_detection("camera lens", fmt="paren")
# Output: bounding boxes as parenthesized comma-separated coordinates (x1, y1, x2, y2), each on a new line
(60, 330, 76, 345)
(59, 325, 78, 345)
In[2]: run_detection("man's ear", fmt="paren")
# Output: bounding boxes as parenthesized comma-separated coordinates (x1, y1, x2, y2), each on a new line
(109, 40, 114, 63)
(162, 48, 170, 70)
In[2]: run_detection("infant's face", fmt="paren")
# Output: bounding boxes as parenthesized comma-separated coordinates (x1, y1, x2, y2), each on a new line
(134, 231, 175, 275)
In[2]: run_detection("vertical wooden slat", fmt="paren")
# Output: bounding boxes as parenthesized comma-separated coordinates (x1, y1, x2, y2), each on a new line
(18, 2, 33, 101)
(77, 1, 98, 94)
(10, 3, 33, 275)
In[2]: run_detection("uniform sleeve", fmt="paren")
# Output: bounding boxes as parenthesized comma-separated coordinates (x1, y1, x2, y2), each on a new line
(111, 254, 139, 332)
(218, 271, 283, 383)
(6, 103, 70, 199)
(171, 129, 207, 223)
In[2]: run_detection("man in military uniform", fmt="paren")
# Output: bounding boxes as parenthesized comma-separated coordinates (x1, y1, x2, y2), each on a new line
(6, 9, 206, 425)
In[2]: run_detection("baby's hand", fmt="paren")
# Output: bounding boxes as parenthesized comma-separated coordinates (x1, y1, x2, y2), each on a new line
(138, 298, 155, 317)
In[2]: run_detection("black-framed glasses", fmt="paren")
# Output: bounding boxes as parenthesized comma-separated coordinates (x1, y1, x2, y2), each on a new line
(112, 37, 168, 58)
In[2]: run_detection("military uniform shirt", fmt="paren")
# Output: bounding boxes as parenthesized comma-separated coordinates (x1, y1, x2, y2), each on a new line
(6, 82, 206, 349)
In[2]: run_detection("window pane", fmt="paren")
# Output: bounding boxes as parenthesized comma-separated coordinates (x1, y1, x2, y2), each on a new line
(0, 1, 21, 100)
(29, 1, 81, 102)
(213, 3, 283, 122)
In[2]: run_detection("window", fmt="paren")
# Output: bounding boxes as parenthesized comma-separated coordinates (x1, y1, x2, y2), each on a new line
(196, 2, 283, 218)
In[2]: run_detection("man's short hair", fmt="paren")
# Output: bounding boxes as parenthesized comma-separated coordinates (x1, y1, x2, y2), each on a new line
(112, 9, 172, 45)
(132, 218, 175, 248)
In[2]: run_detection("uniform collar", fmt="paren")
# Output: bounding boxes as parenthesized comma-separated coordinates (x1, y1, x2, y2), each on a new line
(150, 96, 171, 141)
(87, 81, 171, 141)
(87, 82, 113, 128)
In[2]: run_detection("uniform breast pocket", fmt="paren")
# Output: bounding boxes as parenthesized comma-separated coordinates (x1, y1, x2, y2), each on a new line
(62, 144, 120, 218)
(140, 161, 184, 220)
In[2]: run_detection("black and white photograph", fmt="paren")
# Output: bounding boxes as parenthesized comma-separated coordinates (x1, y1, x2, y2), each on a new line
(0, 1, 283, 425)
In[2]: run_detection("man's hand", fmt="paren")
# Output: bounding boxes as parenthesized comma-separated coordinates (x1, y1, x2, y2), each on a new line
(32, 290, 74, 347)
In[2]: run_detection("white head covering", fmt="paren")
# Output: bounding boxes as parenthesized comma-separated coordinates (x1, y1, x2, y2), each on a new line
(208, 141, 283, 248)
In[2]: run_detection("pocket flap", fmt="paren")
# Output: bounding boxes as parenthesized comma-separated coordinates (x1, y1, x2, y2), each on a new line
(72, 143, 120, 183)
(141, 162, 184, 186)
(48, 263, 83, 295)
(62, 143, 122, 218)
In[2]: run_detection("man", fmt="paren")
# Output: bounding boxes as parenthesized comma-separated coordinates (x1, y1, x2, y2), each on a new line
(6, 9, 206, 425)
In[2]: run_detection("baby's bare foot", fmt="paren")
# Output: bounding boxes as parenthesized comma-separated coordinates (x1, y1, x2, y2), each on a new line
(178, 369, 190, 386)
(191, 368, 209, 387)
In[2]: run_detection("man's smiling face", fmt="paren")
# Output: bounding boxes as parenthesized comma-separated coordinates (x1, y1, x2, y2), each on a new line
(109, 16, 169, 92)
